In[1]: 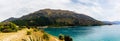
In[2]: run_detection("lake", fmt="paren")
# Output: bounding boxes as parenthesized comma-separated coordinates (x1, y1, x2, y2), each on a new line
(44, 25, 120, 41)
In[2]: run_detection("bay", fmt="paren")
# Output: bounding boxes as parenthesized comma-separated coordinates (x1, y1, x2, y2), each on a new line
(44, 25, 120, 41)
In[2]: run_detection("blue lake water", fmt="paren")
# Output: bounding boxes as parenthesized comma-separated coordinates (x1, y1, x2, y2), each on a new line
(44, 25, 120, 41)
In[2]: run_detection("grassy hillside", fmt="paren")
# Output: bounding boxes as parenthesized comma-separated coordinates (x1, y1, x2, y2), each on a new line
(0, 28, 61, 41)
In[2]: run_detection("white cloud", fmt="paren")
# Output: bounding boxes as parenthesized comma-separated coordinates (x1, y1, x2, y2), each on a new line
(72, 0, 120, 21)
(0, 0, 71, 22)
(0, 0, 120, 22)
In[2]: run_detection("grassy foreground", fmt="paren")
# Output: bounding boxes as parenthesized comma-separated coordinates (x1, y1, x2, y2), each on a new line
(0, 28, 61, 41)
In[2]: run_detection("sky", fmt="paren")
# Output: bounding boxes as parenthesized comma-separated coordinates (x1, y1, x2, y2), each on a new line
(0, 0, 120, 22)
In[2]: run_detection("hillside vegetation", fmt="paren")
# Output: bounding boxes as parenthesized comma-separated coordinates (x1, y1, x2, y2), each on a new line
(5, 9, 104, 26)
(0, 22, 19, 32)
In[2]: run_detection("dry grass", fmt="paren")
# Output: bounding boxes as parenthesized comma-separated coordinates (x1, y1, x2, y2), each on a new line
(0, 28, 60, 41)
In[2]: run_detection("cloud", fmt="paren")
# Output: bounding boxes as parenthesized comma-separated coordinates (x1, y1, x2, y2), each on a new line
(0, 0, 120, 22)
(0, 0, 71, 21)
(71, 0, 120, 21)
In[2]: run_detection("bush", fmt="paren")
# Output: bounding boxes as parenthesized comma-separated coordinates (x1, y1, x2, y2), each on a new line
(42, 33, 49, 40)
(0, 26, 3, 31)
(59, 34, 64, 40)
(1, 29, 14, 33)
(0, 22, 19, 33)
(27, 31, 31, 35)
(64, 35, 73, 41)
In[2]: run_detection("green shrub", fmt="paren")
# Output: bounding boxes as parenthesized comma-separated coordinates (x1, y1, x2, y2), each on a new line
(0, 22, 19, 33)
(59, 34, 64, 40)
(42, 33, 49, 40)
(0, 26, 3, 31)
(27, 31, 31, 35)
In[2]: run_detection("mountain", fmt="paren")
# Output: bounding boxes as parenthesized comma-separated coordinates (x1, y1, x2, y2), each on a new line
(102, 21, 120, 25)
(102, 21, 112, 25)
(3, 17, 18, 22)
(4, 9, 104, 26)
(111, 21, 120, 24)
